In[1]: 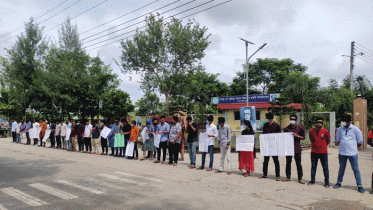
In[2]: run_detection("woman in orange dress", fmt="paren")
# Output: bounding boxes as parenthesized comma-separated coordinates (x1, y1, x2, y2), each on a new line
(239, 120, 255, 177)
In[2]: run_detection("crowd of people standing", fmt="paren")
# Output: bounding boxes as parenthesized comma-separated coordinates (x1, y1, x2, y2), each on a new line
(6, 113, 370, 194)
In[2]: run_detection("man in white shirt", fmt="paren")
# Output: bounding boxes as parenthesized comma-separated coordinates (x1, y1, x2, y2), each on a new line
(197, 115, 218, 171)
(55, 121, 61, 149)
(11, 119, 18, 142)
(216, 117, 232, 175)
(84, 120, 93, 153)
(32, 119, 40, 146)
(60, 120, 67, 149)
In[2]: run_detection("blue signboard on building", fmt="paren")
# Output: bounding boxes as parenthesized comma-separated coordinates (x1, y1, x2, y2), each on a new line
(215, 94, 279, 104)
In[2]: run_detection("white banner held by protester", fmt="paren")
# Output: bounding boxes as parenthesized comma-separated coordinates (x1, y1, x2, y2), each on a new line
(259, 133, 294, 157)
(141, 127, 149, 142)
(100, 127, 111, 139)
(125, 142, 135, 157)
(198, 133, 208, 152)
(29, 127, 40, 139)
(42, 130, 51, 142)
(236, 135, 255, 151)
(154, 134, 161, 148)
(65, 128, 71, 140)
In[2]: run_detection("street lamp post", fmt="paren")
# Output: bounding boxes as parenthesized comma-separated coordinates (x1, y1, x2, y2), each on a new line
(239, 38, 267, 107)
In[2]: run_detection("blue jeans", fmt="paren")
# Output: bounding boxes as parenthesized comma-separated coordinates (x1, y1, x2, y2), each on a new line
(201, 145, 214, 169)
(337, 154, 362, 187)
(187, 141, 197, 165)
(16, 133, 21, 143)
(66, 140, 71, 150)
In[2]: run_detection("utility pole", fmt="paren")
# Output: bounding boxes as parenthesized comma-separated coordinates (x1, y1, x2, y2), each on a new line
(350, 41, 355, 92)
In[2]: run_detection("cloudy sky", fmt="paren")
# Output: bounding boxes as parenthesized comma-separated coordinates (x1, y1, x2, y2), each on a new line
(1, 0, 373, 102)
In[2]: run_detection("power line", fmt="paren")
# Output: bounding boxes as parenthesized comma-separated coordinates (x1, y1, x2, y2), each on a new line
(355, 42, 373, 55)
(86, 0, 232, 52)
(82, 0, 181, 42)
(0, 0, 69, 40)
(0, 0, 83, 44)
(321, 57, 349, 86)
(45, 0, 110, 33)
(356, 56, 373, 65)
(80, 0, 159, 35)
(354, 47, 373, 60)
(83, 0, 198, 45)
(84, 0, 213, 49)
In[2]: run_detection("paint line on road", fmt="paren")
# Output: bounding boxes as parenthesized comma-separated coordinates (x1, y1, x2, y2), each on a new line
(0, 187, 49, 207)
(114, 172, 161, 182)
(29, 183, 78, 200)
(98, 174, 143, 185)
(55, 180, 104, 194)
(0, 204, 8, 210)
(84, 178, 127, 190)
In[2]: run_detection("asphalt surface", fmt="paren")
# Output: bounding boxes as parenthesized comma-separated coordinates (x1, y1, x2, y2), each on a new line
(0, 137, 373, 210)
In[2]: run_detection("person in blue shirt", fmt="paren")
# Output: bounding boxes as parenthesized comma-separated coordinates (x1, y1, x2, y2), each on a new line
(154, 115, 170, 164)
(334, 115, 365, 193)
(25, 119, 32, 145)
(11, 119, 18, 142)
(108, 120, 116, 156)
(49, 120, 56, 148)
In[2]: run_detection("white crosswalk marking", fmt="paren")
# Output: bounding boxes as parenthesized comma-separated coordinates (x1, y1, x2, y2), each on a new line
(98, 174, 142, 185)
(114, 172, 162, 182)
(29, 183, 78, 200)
(0, 187, 49, 207)
(84, 178, 127, 190)
(55, 180, 104, 194)
(0, 204, 8, 210)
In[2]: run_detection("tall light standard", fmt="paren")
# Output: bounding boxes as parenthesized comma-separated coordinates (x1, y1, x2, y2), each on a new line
(239, 38, 267, 106)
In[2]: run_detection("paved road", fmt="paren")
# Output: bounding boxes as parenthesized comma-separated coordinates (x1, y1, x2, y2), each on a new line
(0, 137, 373, 209)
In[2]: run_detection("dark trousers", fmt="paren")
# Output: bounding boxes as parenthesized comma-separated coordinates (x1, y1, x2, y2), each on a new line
(84, 137, 92, 152)
(12, 132, 16, 142)
(133, 142, 138, 158)
(50, 132, 55, 147)
(26, 132, 30, 144)
(286, 152, 303, 180)
(116, 147, 123, 157)
(263, 156, 280, 177)
(111, 147, 115, 155)
(101, 137, 108, 153)
(33, 138, 38, 145)
(169, 143, 180, 164)
(311, 152, 329, 184)
(201, 145, 214, 169)
(56, 136, 61, 148)
(157, 141, 168, 162)
(39, 134, 45, 146)
(78, 136, 84, 151)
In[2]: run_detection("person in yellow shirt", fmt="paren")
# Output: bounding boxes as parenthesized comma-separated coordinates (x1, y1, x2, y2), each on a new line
(129, 121, 139, 160)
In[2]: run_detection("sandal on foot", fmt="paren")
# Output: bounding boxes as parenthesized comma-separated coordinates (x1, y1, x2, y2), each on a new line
(258, 175, 267, 179)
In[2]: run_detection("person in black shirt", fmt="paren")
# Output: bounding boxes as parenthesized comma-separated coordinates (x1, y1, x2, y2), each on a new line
(259, 112, 282, 181)
(186, 116, 198, 169)
(122, 119, 132, 157)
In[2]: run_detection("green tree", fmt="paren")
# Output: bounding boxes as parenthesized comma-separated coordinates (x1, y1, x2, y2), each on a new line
(1, 17, 48, 120)
(119, 14, 210, 115)
(246, 58, 307, 94)
(228, 71, 261, 96)
(135, 91, 164, 116)
(101, 89, 134, 120)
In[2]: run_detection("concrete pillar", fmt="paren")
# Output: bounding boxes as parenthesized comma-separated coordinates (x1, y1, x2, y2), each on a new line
(353, 96, 368, 150)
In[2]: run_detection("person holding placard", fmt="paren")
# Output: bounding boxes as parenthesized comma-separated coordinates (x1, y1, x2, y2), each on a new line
(216, 117, 232, 175)
(39, 119, 47, 147)
(128, 121, 140, 160)
(282, 114, 306, 184)
(122, 119, 132, 157)
(168, 116, 182, 166)
(154, 115, 170, 164)
(186, 116, 198, 169)
(100, 120, 109, 155)
(114, 120, 124, 157)
(308, 117, 330, 188)
(334, 115, 365, 193)
(108, 120, 116, 156)
(197, 115, 218, 172)
(259, 112, 281, 181)
(140, 119, 156, 161)
(239, 120, 255, 177)
(32, 119, 39, 146)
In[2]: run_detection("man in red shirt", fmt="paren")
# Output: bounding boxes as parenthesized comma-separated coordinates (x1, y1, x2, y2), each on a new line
(308, 117, 331, 188)
(367, 128, 373, 194)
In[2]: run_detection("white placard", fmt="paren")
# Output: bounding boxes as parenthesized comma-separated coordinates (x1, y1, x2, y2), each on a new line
(42, 130, 51, 142)
(100, 127, 111, 139)
(154, 134, 161, 148)
(198, 133, 208, 152)
(65, 128, 71, 140)
(29, 127, 40, 139)
(125, 142, 135, 157)
(259, 133, 294, 157)
(236, 135, 255, 151)
(141, 127, 149, 142)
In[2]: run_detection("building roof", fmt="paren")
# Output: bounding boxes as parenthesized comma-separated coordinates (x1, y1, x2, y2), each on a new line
(217, 102, 303, 110)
